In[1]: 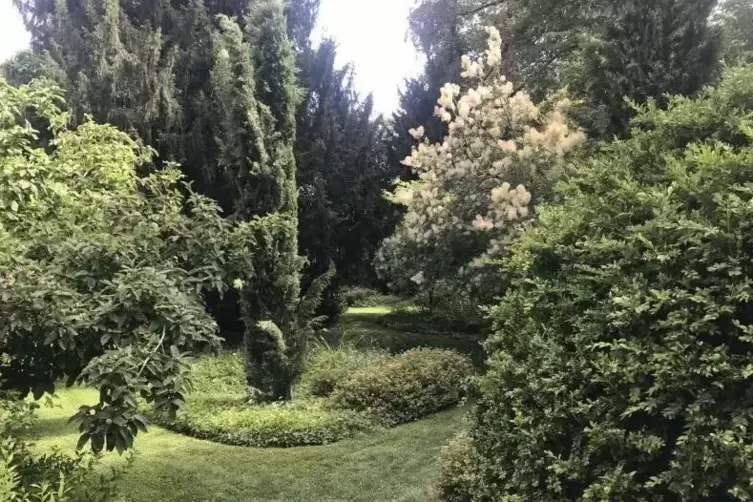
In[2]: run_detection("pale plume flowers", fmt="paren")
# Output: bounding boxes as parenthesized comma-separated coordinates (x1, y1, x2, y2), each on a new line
(377, 26, 584, 295)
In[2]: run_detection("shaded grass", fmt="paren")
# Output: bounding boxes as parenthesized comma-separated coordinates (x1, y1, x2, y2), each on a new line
(28, 387, 466, 502)
(339, 307, 485, 366)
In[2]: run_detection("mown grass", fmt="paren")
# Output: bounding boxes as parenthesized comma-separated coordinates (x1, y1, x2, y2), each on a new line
(24, 304, 474, 500)
(27, 387, 465, 502)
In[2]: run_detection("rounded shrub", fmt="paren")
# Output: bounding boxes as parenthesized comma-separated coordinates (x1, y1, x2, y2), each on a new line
(151, 353, 377, 447)
(297, 344, 387, 397)
(154, 399, 375, 448)
(434, 432, 479, 502)
(332, 348, 473, 425)
(473, 66, 753, 501)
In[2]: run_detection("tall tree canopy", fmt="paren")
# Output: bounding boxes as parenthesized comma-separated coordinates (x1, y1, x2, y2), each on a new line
(396, 0, 721, 143)
(295, 39, 397, 304)
(568, 0, 720, 137)
(8, 0, 395, 311)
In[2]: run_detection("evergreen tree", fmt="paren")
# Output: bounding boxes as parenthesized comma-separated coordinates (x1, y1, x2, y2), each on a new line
(295, 40, 397, 316)
(50, 0, 180, 147)
(569, 0, 721, 138)
(211, 1, 304, 401)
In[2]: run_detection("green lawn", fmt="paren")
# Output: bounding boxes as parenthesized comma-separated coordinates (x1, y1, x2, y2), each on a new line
(25, 305, 471, 501)
(29, 387, 464, 502)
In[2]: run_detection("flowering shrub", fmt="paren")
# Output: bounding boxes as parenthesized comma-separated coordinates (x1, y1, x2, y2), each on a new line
(376, 27, 584, 312)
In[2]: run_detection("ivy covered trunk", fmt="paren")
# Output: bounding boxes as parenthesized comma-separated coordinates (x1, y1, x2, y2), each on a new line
(211, 0, 302, 402)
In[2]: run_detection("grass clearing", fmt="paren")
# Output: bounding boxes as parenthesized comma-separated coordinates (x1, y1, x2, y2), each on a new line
(339, 306, 484, 365)
(28, 387, 465, 502)
(24, 303, 474, 501)
(151, 353, 378, 447)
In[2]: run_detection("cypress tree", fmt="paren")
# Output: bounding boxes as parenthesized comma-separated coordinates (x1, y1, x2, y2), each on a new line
(211, 1, 303, 401)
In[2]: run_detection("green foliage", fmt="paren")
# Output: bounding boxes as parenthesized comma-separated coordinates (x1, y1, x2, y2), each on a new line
(297, 342, 387, 397)
(402, 0, 722, 142)
(715, 0, 753, 63)
(568, 0, 720, 138)
(207, 2, 308, 402)
(296, 40, 398, 304)
(13, 0, 396, 370)
(332, 348, 473, 425)
(473, 65, 753, 501)
(0, 79, 233, 453)
(0, 397, 130, 502)
(341, 286, 396, 308)
(151, 353, 375, 447)
(1, 50, 65, 87)
(434, 432, 479, 502)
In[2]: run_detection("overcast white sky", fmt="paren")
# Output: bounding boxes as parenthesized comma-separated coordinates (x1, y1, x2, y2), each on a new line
(0, 0, 421, 115)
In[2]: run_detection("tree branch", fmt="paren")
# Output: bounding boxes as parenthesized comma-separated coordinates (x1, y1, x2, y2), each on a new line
(137, 328, 167, 377)
(458, 0, 505, 17)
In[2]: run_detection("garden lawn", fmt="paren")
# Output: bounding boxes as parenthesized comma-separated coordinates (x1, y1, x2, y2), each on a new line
(29, 388, 465, 502)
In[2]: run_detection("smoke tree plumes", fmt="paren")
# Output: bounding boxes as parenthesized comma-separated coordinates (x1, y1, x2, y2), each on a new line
(377, 27, 584, 316)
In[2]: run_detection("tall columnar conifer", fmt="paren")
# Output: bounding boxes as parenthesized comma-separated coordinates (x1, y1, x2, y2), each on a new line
(211, 1, 303, 401)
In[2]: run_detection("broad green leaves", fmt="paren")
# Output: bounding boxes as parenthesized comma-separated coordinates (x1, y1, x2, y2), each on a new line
(0, 78, 235, 453)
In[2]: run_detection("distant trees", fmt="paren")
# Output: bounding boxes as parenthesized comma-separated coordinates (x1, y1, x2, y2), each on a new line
(569, 0, 720, 138)
(5, 0, 397, 402)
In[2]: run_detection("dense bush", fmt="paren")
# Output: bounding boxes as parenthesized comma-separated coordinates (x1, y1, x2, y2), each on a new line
(151, 354, 376, 447)
(0, 397, 129, 501)
(433, 432, 479, 502)
(473, 66, 753, 501)
(297, 343, 387, 397)
(341, 286, 396, 308)
(332, 348, 473, 425)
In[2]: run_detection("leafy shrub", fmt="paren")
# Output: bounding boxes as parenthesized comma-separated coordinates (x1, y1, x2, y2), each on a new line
(332, 348, 473, 425)
(0, 78, 237, 453)
(341, 286, 396, 307)
(156, 399, 375, 448)
(297, 343, 387, 397)
(151, 353, 377, 447)
(434, 432, 479, 502)
(0, 397, 129, 502)
(473, 66, 753, 501)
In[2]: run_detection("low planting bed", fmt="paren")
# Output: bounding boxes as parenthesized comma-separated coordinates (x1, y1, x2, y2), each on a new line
(152, 347, 473, 448)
